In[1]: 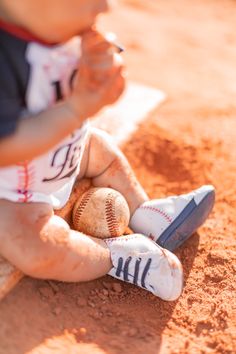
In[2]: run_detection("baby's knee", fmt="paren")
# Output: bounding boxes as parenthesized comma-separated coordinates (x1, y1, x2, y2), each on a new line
(17, 251, 43, 278)
(22, 216, 69, 276)
(90, 127, 121, 157)
(0, 200, 52, 252)
(86, 128, 124, 177)
(4, 202, 55, 276)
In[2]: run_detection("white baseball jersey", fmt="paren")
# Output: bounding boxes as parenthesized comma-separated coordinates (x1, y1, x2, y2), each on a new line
(0, 26, 90, 209)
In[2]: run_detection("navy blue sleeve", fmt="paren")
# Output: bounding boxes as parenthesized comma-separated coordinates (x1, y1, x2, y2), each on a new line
(0, 51, 23, 138)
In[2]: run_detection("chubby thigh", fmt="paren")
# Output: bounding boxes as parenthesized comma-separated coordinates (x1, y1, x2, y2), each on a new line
(0, 199, 111, 282)
(0, 199, 53, 273)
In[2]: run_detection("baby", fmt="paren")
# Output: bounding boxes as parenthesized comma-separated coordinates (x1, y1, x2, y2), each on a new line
(0, 0, 215, 301)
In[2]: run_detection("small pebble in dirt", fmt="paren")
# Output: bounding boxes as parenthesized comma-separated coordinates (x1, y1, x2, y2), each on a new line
(112, 282, 122, 293)
(102, 289, 109, 296)
(52, 307, 62, 316)
(97, 292, 106, 300)
(38, 286, 54, 299)
(90, 310, 102, 319)
(47, 280, 60, 293)
(102, 281, 112, 290)
(106, 311, 113, 317)
(77, 296, 87, 307)
(102, 326, 109, 334)
(87, 300, 96, 308)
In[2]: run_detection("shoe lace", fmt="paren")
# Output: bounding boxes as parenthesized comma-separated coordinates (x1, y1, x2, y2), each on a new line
(115, 256, 152, 289)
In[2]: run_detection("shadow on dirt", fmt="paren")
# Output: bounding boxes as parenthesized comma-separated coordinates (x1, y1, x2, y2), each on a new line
(0, 233, 199, 354)
(0, 121, 203, 354)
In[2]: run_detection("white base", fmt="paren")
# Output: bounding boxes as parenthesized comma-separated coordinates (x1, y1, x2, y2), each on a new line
(92, 81, 166, 145)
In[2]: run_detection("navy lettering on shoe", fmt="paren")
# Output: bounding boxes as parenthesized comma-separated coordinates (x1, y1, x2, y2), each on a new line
(115, 256, 152, 289)
(105, 234, 183, 301)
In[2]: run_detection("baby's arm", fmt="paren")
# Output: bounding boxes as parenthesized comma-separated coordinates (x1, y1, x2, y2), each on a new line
(0, 102, 79, 166)
(0, 29, 125, 166)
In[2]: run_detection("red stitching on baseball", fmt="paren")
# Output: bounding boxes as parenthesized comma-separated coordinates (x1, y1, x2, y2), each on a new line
(73, 188, 98, 228)
(139, 205, 172, 223)
(105, 192, 120, 237)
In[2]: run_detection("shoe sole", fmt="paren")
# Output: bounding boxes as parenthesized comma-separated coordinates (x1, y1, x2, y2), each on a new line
(157, 189, 215, 251)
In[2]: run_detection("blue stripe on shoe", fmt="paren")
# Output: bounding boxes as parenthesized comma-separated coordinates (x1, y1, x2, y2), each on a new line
(157, 190, 215, 252)
(158, 198, 197, 247)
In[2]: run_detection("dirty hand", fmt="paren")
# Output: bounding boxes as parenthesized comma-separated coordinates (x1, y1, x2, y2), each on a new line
(67, 29, 125, 122)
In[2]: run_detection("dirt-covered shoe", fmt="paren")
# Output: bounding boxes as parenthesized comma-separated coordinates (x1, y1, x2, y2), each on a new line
(105, 234, 183, 301)
(129, 185, 215, 251)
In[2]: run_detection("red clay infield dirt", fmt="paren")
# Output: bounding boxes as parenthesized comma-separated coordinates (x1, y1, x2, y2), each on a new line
(0, 1, 236, 353)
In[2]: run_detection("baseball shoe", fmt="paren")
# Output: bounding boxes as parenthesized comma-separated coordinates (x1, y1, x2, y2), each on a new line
(105, 234, 183, 301)
(129, 185, 215, 251)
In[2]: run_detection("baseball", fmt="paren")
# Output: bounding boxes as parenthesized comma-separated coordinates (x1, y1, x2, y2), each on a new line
(72, 187, 130, 238)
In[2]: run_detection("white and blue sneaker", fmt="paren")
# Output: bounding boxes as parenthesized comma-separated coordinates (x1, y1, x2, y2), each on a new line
(129, 185, 215, 251)
(105, 234, 183, 301)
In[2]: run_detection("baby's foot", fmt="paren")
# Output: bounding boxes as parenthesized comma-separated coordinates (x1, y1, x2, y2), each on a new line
(105, 234, 183, 301)
(130, 185, 215, 251)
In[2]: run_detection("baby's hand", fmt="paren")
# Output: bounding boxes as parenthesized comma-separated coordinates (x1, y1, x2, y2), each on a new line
(67, 29, 125, 122)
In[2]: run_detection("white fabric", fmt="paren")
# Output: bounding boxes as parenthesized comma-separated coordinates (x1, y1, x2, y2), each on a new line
(0, 36, 90, 209)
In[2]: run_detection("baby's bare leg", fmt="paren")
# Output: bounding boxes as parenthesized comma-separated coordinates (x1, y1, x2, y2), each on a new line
(0, 199, 111, 281)
(80, 128, 148, 214)
(0, 192, 184, 301)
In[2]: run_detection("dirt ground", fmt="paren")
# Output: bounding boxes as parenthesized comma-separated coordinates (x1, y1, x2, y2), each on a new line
(1, 0, 236, 353)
